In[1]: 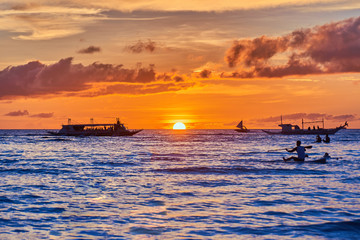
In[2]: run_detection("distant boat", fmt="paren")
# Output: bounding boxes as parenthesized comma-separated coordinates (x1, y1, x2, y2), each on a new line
(235, 120, 249, 133)
(49, 118, 142, 136)
(262, 117, 347, 135)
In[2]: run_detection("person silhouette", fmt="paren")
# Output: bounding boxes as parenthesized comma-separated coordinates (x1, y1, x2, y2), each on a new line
(283, 140, 312, 162)
(323, 134, 330, 143)
(316, 135, 322, 143)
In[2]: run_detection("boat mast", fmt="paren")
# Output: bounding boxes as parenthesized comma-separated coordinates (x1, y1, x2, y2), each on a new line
(302, 118, 304, 130)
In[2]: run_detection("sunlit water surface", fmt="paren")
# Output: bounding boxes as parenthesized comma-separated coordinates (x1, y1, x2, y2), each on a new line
(0, 129, 359, 239)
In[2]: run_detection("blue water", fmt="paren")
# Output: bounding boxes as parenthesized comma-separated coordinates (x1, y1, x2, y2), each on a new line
(0, 129, 359, 239)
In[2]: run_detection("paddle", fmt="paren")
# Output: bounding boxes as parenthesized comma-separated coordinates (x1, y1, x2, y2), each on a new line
(267, 148, 288, 152)
(268, 145, 312, 152)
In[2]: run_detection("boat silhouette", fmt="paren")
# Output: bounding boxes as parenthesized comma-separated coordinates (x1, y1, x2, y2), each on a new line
(235, 120, 249, 133)
(49, 118, 142, 136)
(262, 117, 347, 135)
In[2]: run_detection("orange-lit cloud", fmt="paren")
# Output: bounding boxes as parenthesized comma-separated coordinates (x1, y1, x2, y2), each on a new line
(30, 112, 54, 118)
(198, 69, 212, 78)
(125, 40, 156, 53)
(77, 82, 195, 97)
(4, 109, 54, 118)
(78, 46, 101, 54)
(4, 110, 29, 116)
(0, 57, 195, 99)
(66, 0, 360, 12)
(255, 113, 357, 123)
(225, 16, 360, 78)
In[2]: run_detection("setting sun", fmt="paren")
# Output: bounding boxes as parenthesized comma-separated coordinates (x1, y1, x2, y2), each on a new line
(173, 122, 186, 130)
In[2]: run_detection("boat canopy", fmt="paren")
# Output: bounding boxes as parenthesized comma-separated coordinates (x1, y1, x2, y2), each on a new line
(63, 123, 115, 127)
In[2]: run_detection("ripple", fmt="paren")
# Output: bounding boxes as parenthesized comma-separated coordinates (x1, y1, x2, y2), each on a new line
(0, 129, 359, 239)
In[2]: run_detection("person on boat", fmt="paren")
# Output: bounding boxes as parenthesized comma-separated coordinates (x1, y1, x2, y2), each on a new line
(316, 135, 322, 143)
(283, 140, 312, 162)
(323, 134, 330, 143)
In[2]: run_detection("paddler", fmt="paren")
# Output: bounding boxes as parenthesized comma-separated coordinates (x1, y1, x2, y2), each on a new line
(323, 134, 330, 143)
(283, 140, 312, 162)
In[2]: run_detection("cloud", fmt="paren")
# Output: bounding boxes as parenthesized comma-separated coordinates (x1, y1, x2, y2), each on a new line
(79, 82, 195, 97)
(198, 69, 212, 78)
(2, 1, 356, 41)
(4, 110, 29, 116)
(30, 112, 54, 118)
(0, 4, 165, 40)
(225, 16, 360, 78)
(125, 40, 156, 53)
(0, 4, 103, 40)
(3, 110, 54, 118)
(78, 46, 101, 54)
(0, 57, 194, 99)
(60, 0, 359, 12)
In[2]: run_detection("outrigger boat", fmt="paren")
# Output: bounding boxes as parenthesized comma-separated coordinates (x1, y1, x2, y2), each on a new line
(49, 118, 142, 136)
(262, 117, 347, 135)
(235, 120, 249, 133)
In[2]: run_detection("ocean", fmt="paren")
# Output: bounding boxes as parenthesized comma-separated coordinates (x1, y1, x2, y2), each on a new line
(0, 129, 359, 239)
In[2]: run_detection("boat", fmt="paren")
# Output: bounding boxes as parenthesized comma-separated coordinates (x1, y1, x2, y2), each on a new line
(262, 117, 347, 135)
(235, 120, 249, 133)
(49, 118, 142, 136)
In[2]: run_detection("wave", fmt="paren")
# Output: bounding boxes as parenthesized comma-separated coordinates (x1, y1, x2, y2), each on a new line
(219, 219, 360, 238)
(289, 219, 360, 238)
(23, 207, 66, 214)
(183, 179, 237, 187)
(153, 166, 330, 175)
(41, 137, 72, 142)
(0, 168, 75, 175)
(0, 196, 17, 203)
(92, 161, 137, 167)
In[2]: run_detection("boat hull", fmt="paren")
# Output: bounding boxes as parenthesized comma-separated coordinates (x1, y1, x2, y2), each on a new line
(48, 129, 142, 137)
(235, 129, 250, 133)
(262, 127, 343, 135)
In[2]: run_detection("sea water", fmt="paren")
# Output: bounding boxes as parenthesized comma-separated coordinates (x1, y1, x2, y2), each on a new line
(0, 129, 359, 239)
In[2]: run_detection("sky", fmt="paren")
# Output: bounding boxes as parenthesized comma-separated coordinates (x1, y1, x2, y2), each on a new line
(0, 0, 359, 129)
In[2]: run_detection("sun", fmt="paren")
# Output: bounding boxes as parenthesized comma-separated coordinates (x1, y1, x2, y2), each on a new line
(173, 122, 186, 130)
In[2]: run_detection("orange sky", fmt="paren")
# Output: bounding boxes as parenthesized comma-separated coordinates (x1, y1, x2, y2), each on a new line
(0, 0, 359, 129)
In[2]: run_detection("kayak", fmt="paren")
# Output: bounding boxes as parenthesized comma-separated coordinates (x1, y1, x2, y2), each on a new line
(308, 157, 327, 164)
(283, 157, 327, 164)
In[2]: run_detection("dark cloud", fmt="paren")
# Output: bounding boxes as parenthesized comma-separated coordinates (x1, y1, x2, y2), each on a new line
(125, 40, 156, 53)
(4, 110, 29, 116)
(78, 46, 101, 54)
(225, 17, 360, 78)
(173, 76, 184, 82)
(156, 72, 184, 82)
(257, 113, 356, 123)
(10, 3, 39, 10)
(199, 69, 212, 78)
(0, 57, 159, 98)
(30, 112, 54, 118)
